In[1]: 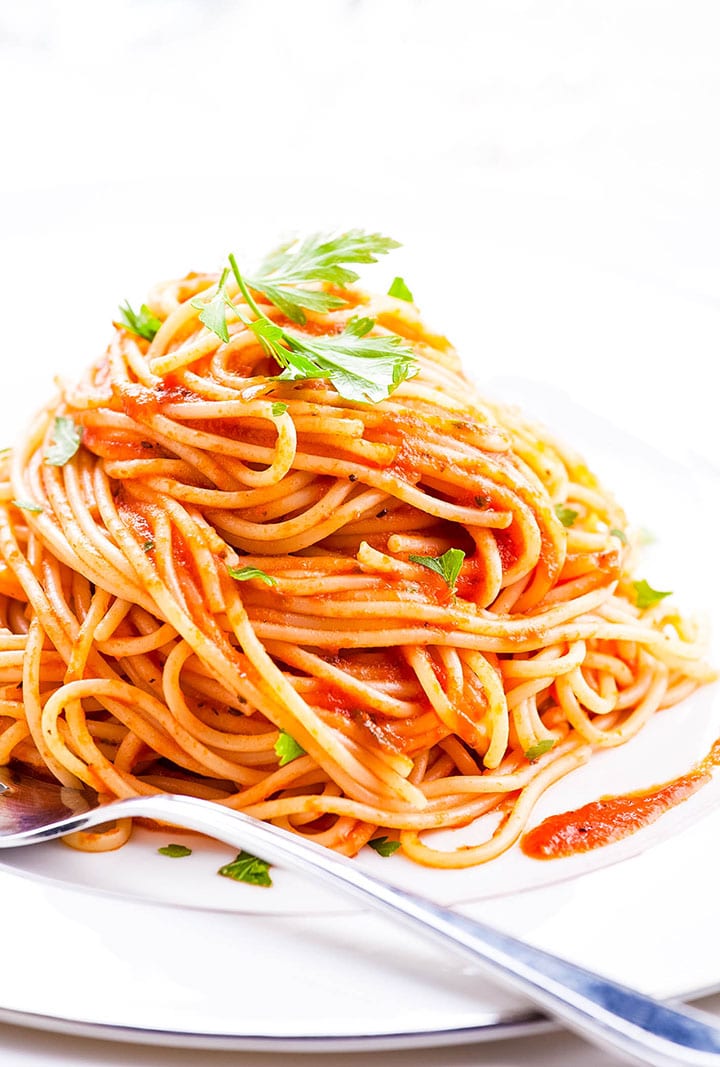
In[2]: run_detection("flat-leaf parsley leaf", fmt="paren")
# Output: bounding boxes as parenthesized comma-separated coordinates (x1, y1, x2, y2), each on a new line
(275, 321, 416, 404)
(190, 267, 234, 343)
(249, 230, 400, 325)
(118, 301, 162, 342)
(45, 416, 82, 467)
(408, 548, 465, 594)
(633, 579, 672, 610)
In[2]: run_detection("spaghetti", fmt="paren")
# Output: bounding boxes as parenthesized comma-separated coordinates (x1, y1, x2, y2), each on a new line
(0, 245, 714, 865)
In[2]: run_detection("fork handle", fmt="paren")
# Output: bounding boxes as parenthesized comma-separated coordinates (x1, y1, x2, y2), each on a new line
(79, 792, 720, 1067)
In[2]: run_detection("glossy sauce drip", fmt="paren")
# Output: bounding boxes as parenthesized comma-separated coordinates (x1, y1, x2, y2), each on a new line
(521, 737, 720, 860)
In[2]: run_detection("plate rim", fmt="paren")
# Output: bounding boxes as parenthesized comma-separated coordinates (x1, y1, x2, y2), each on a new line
(0, 1005, 552, 1053)
(0, 981, 718, 1052)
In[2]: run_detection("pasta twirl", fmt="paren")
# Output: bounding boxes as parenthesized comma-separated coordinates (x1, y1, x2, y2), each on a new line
(0, 256, 713, 865)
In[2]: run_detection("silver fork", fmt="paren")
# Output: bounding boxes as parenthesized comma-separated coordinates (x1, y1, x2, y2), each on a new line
(0, 765, 718, 1067)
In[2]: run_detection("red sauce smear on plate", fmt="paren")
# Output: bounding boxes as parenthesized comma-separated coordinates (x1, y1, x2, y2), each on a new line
(521, 737, 720, 860)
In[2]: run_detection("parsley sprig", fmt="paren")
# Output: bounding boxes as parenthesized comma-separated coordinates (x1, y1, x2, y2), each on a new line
(250, 311, 416, 404)
(191, 232, 417, 404)
(248, 231, 400, 324)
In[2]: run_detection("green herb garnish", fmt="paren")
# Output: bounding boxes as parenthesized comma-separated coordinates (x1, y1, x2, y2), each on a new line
(555, 505, 578, 528)
(118, 301, 162, 342)
(192, 233, 417, 404)
(274, 731, 305, 766)
(248, 231, 401, 325)
(633, 579, 672, 610)
(264, 314, 415, 404)
(525, 739, 555, 762)
(190, 267, 232, 343)
(387, 276, 414, 302)
(368, 836, 401, 857)
(271, 402, 288, 416)
(227, 564, 277, 587)
(218, 850, 273, 887)
(610, 528, 628, 544)
(158, 843, 192, 858)
(142, 540, 155, 553)
(45, 416, 82, 467)
(408, 548, 465, 594)
(12, 499, 43, 513)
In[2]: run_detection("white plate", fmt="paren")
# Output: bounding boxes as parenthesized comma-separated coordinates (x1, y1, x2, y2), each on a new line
(0, 215, 718, 1050)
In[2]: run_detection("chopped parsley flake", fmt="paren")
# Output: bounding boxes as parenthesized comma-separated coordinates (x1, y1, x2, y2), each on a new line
(218, 851, 273, 887)
(633, 579, 672, 610)
(12, 499, 43, 513)
(387, 276, 414, 302)
(274, 731, 305, 766)
(227, 564, 277, 587)
(368, 836, 401, 857)
(158, 843, 192, 858)
(525, 739, 555, 762)
(555, 505, 578, 528)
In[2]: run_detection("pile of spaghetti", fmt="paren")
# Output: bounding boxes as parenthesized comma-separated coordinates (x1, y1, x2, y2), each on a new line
(0, 232, 713, 865)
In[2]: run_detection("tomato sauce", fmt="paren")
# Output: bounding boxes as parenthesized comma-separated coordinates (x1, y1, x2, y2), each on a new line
(81, 427, 157, 461)
(492, 526, 521, 572)
(521, 738, 720, 860)
(116, 378, 198, 421)
(454, 556, 485, 602)
(115, 497, 155, 544)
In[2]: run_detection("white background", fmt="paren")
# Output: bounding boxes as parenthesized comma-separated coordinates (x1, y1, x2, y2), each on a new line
(1, 2, 719, 1064)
